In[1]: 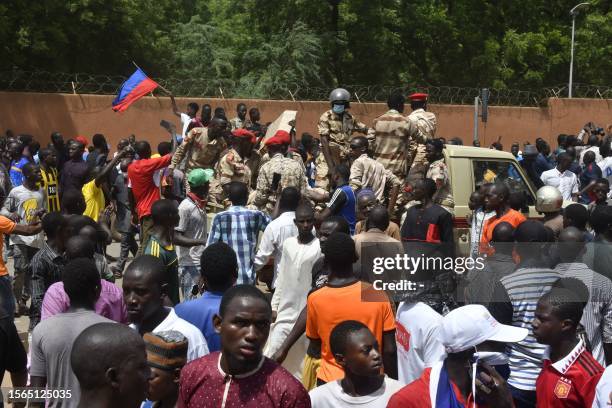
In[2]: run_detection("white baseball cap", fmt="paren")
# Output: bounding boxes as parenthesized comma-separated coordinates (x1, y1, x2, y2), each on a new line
(438, 304, 528, 353)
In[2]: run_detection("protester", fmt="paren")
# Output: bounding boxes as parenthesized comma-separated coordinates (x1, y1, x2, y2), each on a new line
(127, 140, 173, 251)
(309, 321, 403, 407)
(554, 228, 612, 365)
(38, 147, 61, 212)
(71, 322, 150, 408)
(110, 157, 137, 277)
(230, 102, 248, 130)
(480, 181, 526, 255)
(59, 139, 89, 198)
(580, 150, 603, 203)
(388, 304, 526, 408)
(533, 282, 604, 407)
(540, 152, 579, 201)
(8, 140, 29, 187)
(0, 303, 27, 401)
(352, 190, 399, 238)
(2, 162, 45, 317)
(254, 187, 301, 289)
(175, 169, 212, 300)
(468, 185, 494, 258)
(317, 164, 356, 234)
(353, 205, 404, 259)
(123, 255, 209, 360)
(536, 186, 564, 239)
(490, 220, 561, 407)
(207, 181, 270, 285)
(175, 242, 238, 352)
(264, 203, 320, 378)
(306, 232, 397, 384)
(170, 96, 200, 137)
(30, 258, 112, 408)
(348, 135, 400, 211)
(563, 202, 593, 242)
(142, 331, 188, 408)
(41, 235, 127, 323)
(178, 284, 311, 407)
(29, 212, 69, 330)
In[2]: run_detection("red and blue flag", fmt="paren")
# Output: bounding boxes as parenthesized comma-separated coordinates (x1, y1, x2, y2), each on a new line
(112, 68, 159, 112)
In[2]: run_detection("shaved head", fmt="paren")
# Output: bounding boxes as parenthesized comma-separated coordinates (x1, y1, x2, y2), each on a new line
(367, 205, 389, 231)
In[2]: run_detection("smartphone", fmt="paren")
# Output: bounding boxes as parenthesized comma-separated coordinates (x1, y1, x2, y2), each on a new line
(271, 173, 281, 192)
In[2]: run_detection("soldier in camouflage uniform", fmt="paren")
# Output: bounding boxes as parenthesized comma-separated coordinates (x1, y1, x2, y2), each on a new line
(408, 93, 437, 171)
(253, 130, 307, 214)
(213, 129, 255, 205)
(167, 117, 227, 197)
(316, 88, 369, 190)
(425, 138, 454, 214)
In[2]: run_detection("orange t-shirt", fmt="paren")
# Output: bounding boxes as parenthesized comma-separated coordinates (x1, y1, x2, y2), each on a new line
(305, 281, 396, 382)
(0, 216, 16, 276)
(479, 209, 526, 256)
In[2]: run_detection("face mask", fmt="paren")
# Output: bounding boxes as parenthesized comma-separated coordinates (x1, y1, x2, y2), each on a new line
(332, 104, 345, 114)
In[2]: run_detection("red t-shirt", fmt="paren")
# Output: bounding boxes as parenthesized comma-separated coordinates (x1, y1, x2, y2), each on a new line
(388, 366, 486, 408)
(536, 341, 603, 408)
(127, 155, 172, 219)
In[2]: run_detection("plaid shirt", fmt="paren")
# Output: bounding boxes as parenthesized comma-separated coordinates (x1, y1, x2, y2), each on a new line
(30, 242, 66, 330)
(207, 206, 270, 284)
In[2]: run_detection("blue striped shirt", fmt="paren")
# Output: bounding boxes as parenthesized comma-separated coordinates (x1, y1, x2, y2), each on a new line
(207, 206, 270, 285)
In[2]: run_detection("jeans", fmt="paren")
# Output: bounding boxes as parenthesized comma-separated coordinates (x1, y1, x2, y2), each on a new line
(13, 244, 38, 304)
(179, 265, 200, 301)
(0, 275, 14, 318)
(509, 385, 537, 408)
(117, 229, 138, 272)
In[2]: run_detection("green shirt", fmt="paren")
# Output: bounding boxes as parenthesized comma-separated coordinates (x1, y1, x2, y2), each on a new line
(144, 236, 180, 305)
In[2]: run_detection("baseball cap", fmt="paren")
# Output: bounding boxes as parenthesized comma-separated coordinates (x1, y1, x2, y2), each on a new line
(438, 304, 528, 353)
(187, 168, 214, 187)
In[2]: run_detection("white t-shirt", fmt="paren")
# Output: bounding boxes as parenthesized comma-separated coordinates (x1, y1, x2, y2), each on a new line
(598, 157, 612, 198)
(592, 364, 612, 407)
(540, 168, 579, 201)
(395, 302, 446, 385)
(309, 376, 403, 408)
(580, 145, 602, 166)
(175, 197, 207, 266)
(131, 307, 209, 361)
(180, 112, 192, 137)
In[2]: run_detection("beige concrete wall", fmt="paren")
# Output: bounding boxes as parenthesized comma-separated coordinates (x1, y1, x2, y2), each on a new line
(0, 92, 609, 152)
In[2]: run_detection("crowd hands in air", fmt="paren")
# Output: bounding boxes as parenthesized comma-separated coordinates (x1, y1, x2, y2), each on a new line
(1, 89, 612, 408)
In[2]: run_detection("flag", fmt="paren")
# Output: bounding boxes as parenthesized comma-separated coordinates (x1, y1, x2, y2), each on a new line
(112, 68, 159, 112)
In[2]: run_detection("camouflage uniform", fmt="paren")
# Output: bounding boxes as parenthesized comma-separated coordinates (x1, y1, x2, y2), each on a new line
(426, 158, 454, 214)
(408, 108, 437, 169)
(253, 153, 308, 214)
(316, 110, 369, 190)
(169, 127, 226, 198)
(368, 109, 424, 183)
(213, 148, 252, 204)
(229, 117, 246, 131)
(349, 154, 401, 203)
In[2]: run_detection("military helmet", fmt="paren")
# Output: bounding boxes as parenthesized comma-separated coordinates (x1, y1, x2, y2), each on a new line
(535, 186, 563, 213)
(329, 88, 351, 104)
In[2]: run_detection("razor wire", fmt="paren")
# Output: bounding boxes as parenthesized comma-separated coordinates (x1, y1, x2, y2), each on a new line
(0, 70, 609, 106)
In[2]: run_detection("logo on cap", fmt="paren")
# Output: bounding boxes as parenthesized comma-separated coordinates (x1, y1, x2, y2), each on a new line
(554, 378, 572, 399)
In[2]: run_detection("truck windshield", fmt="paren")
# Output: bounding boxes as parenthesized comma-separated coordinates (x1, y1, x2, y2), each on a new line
(472, 160, 535, 209)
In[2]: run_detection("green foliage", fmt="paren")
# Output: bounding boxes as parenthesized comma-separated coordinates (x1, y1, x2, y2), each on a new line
(2, 0, 610, 95)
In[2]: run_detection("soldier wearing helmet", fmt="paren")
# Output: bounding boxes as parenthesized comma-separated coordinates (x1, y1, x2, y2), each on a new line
(536, 185, 564, 239)
(315, 88, 369, 189)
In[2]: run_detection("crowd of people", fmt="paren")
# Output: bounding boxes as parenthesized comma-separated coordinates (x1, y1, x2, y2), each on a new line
(1, 88, 612, 408)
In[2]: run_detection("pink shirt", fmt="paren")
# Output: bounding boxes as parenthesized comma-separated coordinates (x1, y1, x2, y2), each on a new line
(41, 280, 128, 324)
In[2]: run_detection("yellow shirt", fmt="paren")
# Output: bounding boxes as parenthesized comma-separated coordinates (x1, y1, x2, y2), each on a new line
(82, 180, 105, 221)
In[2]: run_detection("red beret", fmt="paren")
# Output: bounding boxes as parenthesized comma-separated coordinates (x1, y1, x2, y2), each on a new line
(74, 135, 89, 146)
(265, 130, 291, 146)
(232, 129, 256, 143)
(409, 92, 428, 102)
